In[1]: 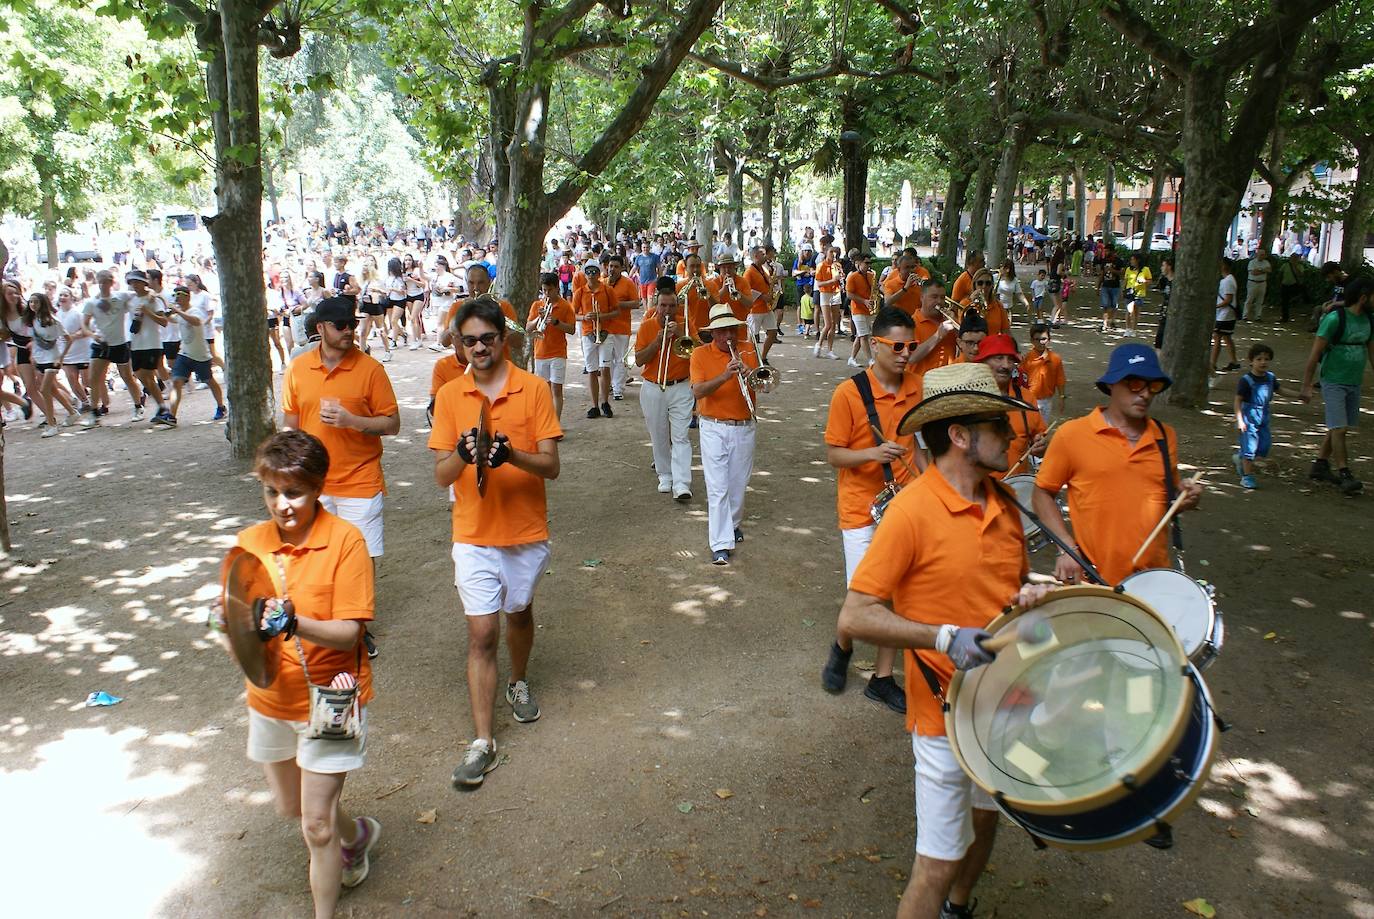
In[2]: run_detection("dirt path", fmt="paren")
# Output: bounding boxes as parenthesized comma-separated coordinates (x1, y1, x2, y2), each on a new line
(2, 282, 1371, 918)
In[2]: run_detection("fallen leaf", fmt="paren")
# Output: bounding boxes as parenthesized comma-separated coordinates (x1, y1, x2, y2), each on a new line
(1227, 826, 1243, 839)
(581, 558, 603, 568)
(677, 802, 694, 814)
(714, 788, 734, 799)
(787, 893, 799, 901)
(1245, 806, 1260, 817)
(803, 899, 822, 909)
(864, 855, 882, 863)
(1010, 879, 1025, 889)
(755, 909, 768, 917)
(801, 618, 816, 627)
(1182, 897, 1216, 918)
(417, 809, 437, 824)
(852, 659, 876, 671)
(1263, 631, 1277, 640)
(1102, 894, 1114, 905)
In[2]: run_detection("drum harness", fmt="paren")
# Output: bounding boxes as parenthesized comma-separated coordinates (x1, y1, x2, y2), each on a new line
(850, 371, 895, 498)
(1153, 419, 1187, 572)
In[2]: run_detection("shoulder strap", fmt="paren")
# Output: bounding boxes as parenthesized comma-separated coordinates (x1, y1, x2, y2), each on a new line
(850, 371, 894, 484)
(990, 478, 1109, 585)
(1153, 419, 1183, 553)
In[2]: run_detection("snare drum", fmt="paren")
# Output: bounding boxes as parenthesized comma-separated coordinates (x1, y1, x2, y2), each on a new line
(947, 587, 1218, 850)
(1119, 569, 1224, 670)
(1003, 475, 1046, 551)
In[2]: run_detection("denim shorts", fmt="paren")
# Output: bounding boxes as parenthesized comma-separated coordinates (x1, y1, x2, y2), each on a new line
(1321, 382, 1361, 430)
(1099, 287, 1121, 310)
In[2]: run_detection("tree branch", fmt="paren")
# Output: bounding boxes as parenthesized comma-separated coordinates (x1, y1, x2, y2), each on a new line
(536, 0, 604, 46)
(866, 0, 922, 34)
(687, 50, 939, 91)
(1034, 110, 1179, 162)
(1098, 0, 1195, 78)
(1212, 0, 1340, 71)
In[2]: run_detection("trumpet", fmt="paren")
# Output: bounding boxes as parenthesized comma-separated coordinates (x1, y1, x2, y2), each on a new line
(939, 296, 965, 326)
(725, 339, 757, 419)
(532, 292, 553, 340)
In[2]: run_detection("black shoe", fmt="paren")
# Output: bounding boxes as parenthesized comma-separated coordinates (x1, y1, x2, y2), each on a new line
(363, 629, 379, 660)
(940, 898, 979, 919)
(612, 393, 623, 401)
(1222, 361, 1241, 371)
(821, 642, 852, 693)
(864, 674, 907, 714)
(20, 397, 32, 421)
(1310, 459, 1339, 484)
(600, 401, 613, 418)
(1144, 826, 1173, 849)
(733, 527, 743, 543)
(689, 415, 698, 429)
(1338, 468, 1364, 495)
(586, 406, 600, 419)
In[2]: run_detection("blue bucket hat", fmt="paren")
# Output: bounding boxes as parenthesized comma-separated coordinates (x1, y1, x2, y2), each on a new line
(1096, 343, 1172, 394)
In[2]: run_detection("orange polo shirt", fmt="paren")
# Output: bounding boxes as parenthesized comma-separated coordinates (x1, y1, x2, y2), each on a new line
(743, 264, 773, 314)
(634, 311, 692, 384)
(676, 277, 713, 340)
(238, 509, 374, 722)
(910, 312, 957, 379)
(849, 464, 1027, 735)
(951, 270, 974, 304)
(603, 274, 638, 335)
(882, 271, 923, 315)
(995, 388, 1046, 479)
(960, 297, 1010, 336)
(706, 273, 751, 321)
(281, 348, 398, 498)
(816, 260, 841, 294)
(431, 353, 463, 395)
(1035, 407, 1181, 584)
(527, 297, 575, 360)
(428, 365, 563, 546)
(691, 340, 757, 421)
(572, 284, 613, 338)
(824, 369, 924, 530)
(846, 270, 876, 316)
(1021, 348, 1066, 400)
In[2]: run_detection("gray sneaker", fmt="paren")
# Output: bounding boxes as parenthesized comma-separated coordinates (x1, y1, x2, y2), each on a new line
(452, 739, 498, 787)
(340, 816, 381, 888)
(505, 679, 541, 723)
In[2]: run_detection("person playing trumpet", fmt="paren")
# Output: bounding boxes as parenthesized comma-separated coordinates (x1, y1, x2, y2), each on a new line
(690, 304, 763, 566)
(705, 253, 751, 322)
(958, 268, 1010, 336)
(675, 253, 713, 343)
(525, 272, 576, 422)
(573, 262, 616, 419)
(880, 251, 927, 317)
(634, 277, 695, 502)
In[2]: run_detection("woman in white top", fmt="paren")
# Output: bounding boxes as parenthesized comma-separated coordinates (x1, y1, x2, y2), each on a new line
(385, 256, 408, 349)
(265, 273, 291, 367)
(996, 260, 1031, 320)
(57, 286, 94, 414)
(24, 292, 80, 434)
(186, 273, 223, 370)
(402, 253, 427, 350)
(356, 256, 391, 362)
(428, 255, 458, 347)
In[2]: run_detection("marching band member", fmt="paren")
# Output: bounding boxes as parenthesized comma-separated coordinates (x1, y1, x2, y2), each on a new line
(675, 254, 713, 340)
(952, 312, 988, 363)
(440, 263, 517, 351)
(634, 277, 695, 501)
(908, 280, 959, 379)
(958, 269, 1010, 336)
(705, 253, 751, 322)
(602, 255, 638, 401)
(526, 272, 577, 422)
(881, 252, 926, 317)
(766, 243, 786, 338)
(676, 241, 707, 280)
(1033, 344, 1203, 586)
(690, 304, 762, 566)
(844, 251, 878, 368)
(820, 307, 926, 714)
(430, 295, 563, 788)
(813, 246, 843, 359)
(838, 361, 1051, 919)
(949, 250, 984, 304)
(743, 246, 779, 366)
(573, 262, 615, 418)
(975, 334, 1047, 478)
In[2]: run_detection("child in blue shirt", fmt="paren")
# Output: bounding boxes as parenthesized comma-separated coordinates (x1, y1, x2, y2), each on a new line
(1234, 342, 1279, 489)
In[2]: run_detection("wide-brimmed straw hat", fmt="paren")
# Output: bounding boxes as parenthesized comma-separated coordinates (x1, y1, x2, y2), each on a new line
(715, 252, 738, 267)
(702, 303, 744, 331)
(897, 363, 1035, 435)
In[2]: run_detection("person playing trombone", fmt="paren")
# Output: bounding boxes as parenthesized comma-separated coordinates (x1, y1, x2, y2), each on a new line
(690, 304, 763, 566)
(634, 277, 695, 502)
(909, 279, 960, 380)
(525, 272, 576, 422)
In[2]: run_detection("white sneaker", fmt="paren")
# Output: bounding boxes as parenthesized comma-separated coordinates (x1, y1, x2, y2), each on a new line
(81, 412, 98, 428)
(812, 344, 821, 357)
(132, 405, 145, 421)
(846, 357, 862, 368)
(380, 351, 391, 362)
(657, 480, 672, 494)
(63, 413, 80, 427)
(409, 342, 420, 351)
(41, 425, 59, 438)
(826, 351, 840, 360)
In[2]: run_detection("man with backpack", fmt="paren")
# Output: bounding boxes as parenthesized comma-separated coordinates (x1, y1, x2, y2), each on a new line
(1301, 275, 1373, 495)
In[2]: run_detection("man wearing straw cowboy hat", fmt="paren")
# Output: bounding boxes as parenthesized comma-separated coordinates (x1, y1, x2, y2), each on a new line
(839, 361, 1054, 919)
(1033, 343, 1203, 587)
(690, 303, 763, 566)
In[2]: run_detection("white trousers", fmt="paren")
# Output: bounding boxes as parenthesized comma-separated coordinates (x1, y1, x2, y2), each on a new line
(599, 333, 630, 395)
(641, 381, 695, 493)
(699, 419, 755, 551)
(1243, 281, 1267, 320)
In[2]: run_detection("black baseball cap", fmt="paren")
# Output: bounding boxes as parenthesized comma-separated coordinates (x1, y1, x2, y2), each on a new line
(312, 296, 356, 327)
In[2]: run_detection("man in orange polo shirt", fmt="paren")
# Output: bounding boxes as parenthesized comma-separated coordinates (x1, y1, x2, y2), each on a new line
(705, 253, 751, 322)
(950, 249, 984, 304)
(429, 295, 563, 788)
(526, 272, 576, 421)
(821, 306, 926, 714)
(573, 261, 615, 418)
(675, 254, 713, 342)
(976, 333, 1047, 478)
(844, 251, 879, 367)
(676, 241, 706, 280)
(1034, 344, 1203, 586)
(440, 264, 519, 354)
(602, 254, 638, 401)
(908, 280, 959, 379)
(742, 246, 780, 365)
(839, 361, 1052, 919)
(281, 297, 400, 563)
(635, 277, 695, 501)
(882, 252, 926, 316)
(690, 304, 763, 565)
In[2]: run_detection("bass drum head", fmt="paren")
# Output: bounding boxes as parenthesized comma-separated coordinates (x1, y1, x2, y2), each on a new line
(220, 547, 281, 689)
(1003, 475, 1039, 538)
(948, 587, 1192, 816)
(1119, 569, 1214, 662)
(994, 668, 1219, 850)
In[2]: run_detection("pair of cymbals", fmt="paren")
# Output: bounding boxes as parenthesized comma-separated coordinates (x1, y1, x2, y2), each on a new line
(219, 548, 282, 688)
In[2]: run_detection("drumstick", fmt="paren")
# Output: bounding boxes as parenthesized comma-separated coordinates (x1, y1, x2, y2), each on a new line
(1129, 471, 1205, 567)
(870, 423, 923, 481)
(1005, 420, 1059, 476)
(980, 612, 1052, 653)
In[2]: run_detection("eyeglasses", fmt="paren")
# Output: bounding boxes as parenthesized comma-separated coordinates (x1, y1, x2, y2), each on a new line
(963, 415, 1014, 436)
(460, 332, 502, 348)
(959, 336, 984, 347)
(329, 319, 358, 331)
(872, 335, 915, 354)
(1122, 377, 1167, 394)
(976, 280, 994, 287)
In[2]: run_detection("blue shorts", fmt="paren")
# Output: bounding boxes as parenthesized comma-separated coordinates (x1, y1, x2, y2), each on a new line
(1099, 287, 1121, 310)
(1238, 421, 1271, 460)
(1321, 381, 1361, 430)
(171, 354, 213, 383)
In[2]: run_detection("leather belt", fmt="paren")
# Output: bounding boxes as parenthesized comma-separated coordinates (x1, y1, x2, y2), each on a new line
(700, 416, 754, 426)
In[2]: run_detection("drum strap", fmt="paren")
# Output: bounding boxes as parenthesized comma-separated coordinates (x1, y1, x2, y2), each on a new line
(1152, 419, 1184, 552)
(850, 371, 894, 485)
(911, 653, 948, 711)
(991, 480, 1110, 586)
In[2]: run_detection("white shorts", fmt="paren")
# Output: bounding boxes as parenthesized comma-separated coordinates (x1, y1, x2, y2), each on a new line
(247, 707, 369, 774)
(850, 312, 873, 337)
(320, 492, 384, 557)
(819, 291, 839, 308)
(747, 312, 778, 337)
(913, 733, 996, 861)
(599, 333, 629, 370)
(581, 335, 601, 373)
(452, 541, 551, 615)
(534, 357, 567, 385)
(841, 525, 875, 586)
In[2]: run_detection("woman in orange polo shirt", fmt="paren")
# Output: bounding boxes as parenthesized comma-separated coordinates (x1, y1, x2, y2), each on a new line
(960, 269, 1011, 336)
(227, 430, 380, 914)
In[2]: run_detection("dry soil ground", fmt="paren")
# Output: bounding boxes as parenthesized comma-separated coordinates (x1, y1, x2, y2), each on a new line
(1, 272, 1371, 919)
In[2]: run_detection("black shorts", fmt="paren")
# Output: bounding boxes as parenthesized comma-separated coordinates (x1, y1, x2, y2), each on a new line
(407, 293, 424, 303)
(66, 361, 89, 370)
(1214, 319, 1237, 335)
(91, 341, 131, 364)
(36, 362, 58, 373)
(359, 300, 387, 317)
(131, 348, 162, 372)
(388, 299, 407, 312)
(9, 333, 31, 365)
(162, 341, 181, 360)
(267, 316, 280, 329)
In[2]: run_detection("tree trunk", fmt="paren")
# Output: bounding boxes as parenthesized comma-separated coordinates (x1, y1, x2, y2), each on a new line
(986, 120, 1030, 265)
(1340, 138, 1374, 268)
(1017, 180, 1025, 226)
(1102, 161, 1115, 245)
(1073, 166, 1086, 238)
(760, 169, 775, 248)
(264, 156, 281, 224)
(205, 1, 275, 459)
(966, 159, 994, 260)
(1139, 160, 1166, 259)
(938, 167, 970, 264)
(727, 162, 744, 244)
(1059, 171, 1069, 240)
(779, 170, 791, 251)
(42, 192, 58, 268)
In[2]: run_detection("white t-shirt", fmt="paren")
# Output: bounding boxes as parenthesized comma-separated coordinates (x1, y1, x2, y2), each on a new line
(191, 291, 215, 334)
(997, 277, 1022, 305)
(157, 291, 181, 342)
(431, 271, 457, 312)
(82, 294, 132, 346)
(29, 317, 62, 364)
(1030, 278, 1049, 299)
(1246, 258, 1272, 285)
(59, 307, 93, 363)
(128, 294, 166, 350)
(1216, 275, 1238, 321)
(176, 306, 212, 362)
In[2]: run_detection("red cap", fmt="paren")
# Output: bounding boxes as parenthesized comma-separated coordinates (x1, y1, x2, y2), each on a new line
(976, 333, 1020, 361)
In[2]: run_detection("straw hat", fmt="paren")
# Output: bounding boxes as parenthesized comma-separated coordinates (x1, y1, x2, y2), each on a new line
(715, 252, 738, 267)
(897, 363, 1035, 435)
(702, 303, 745, 331)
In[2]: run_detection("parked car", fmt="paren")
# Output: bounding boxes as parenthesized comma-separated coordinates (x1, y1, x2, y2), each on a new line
(33, 229, 101, 263)
(1127, 231, 1174, 252)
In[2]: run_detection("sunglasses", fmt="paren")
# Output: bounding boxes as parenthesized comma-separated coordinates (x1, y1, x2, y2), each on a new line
(963, 415, 1015, 436)
(329, 319, 358, 331)
(872, 335, 915, 354)
(460, 332, 502, 348)
(1123, 377, 1167, 394)
(976, 280, 994, 287)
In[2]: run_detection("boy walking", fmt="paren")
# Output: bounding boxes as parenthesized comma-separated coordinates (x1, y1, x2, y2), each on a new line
(1233, 343, 1278, 490)
(1020, 323, 1067, 424)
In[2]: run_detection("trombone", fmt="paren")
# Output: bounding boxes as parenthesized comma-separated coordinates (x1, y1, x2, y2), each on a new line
(939, 296, 965, 326)
(653, 303, 674, 391)
(725, 339, 756, 419)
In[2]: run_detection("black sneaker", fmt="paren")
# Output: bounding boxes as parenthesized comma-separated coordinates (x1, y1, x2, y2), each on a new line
(1222, 361, 1241, 371)
(600, 401, 613, 418)
(363, 628, 379, 659)
(1338, 468, 1364, 495)
(612, 393, 623, 401)
(1310, 459, 1340, 484)
(586, 406, 600, 419)
(20, 397, 32, 421)
(940, 899, 979, 919)
(864, 674, 907, 714)
(734, 527, 744, 543)
(821, 642, 852, 693)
